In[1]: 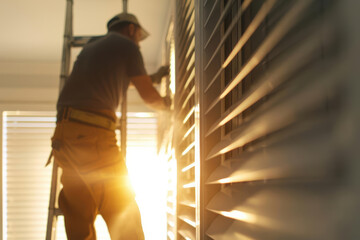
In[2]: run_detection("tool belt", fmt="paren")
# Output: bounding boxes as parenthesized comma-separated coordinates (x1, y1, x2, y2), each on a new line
(57, 107, 117, 131)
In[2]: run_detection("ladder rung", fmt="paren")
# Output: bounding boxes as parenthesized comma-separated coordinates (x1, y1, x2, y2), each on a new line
(72, 35, 104, 47)
(54, 208, 63, 216)
(49, 207, 63, 216)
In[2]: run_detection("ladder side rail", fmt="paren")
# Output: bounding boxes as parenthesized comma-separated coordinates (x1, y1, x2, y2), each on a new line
(121, 0, 128, 161)
(72, 35, 104, 47)
(45, 162, 60, 240)
(59, 0, 73, 91)
(46, 0, 73, 239)
(120, 90, 127, 160)
(123, 0, 128, 13)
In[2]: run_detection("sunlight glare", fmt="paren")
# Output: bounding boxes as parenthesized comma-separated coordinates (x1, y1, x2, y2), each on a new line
(126, 146, 168, 240)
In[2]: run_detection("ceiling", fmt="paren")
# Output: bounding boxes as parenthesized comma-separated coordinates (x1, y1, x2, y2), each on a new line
(0, 0, 171, 80)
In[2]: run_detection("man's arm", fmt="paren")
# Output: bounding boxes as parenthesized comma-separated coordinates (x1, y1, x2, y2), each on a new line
(130, 75, 170, 111)
(150, 65, 170, 84)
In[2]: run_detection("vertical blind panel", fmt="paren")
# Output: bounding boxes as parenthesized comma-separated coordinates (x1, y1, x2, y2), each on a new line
(202, 0, 347, 239)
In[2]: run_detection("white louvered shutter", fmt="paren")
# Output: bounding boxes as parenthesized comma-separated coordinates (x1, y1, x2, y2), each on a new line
(156, 20, 178, 240)
(174, 0, 197, 239)
(199, 0, 356, 239)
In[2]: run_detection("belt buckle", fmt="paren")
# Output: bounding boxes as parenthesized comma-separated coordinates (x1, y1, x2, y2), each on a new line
(63, 107, 71, 121)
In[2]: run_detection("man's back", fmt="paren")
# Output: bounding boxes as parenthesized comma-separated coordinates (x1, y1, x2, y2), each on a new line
(57, 32, 146, 112)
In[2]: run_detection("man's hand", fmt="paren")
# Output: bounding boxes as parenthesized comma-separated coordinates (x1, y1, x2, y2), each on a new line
(150, 65, 170, 84)
(163, 96, 172, 109)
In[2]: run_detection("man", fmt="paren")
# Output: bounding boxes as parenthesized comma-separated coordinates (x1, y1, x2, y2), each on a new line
(51, 13, 170, 240)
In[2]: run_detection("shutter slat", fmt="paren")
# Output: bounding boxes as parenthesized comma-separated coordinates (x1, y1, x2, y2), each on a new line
(177, 73, 195, 107)
(179, 200, 196, 208)
(204, 0, 236, 49)
(177, 2, 191, 37)
(185, 39, 195, 60)
(206, 126, 337, 184)
(181, 142, 195, 156)
(178, 16, 194, 59)
(183, 181, 196, 189)
(177, 68, 195, 99)
(203, 0, 254, 73)
(179, 53, 195, 83)
(204, 0, 219, 27)
(222, 0, 277, 68)
(182, 107, 195, 124)
(178, 33, 194, 68)
(181, 162, 195, 173)
(178, 214, 196, 228)
(178, 226, 196, 240)
(181, 86, 195, 110)
(206, 185, 338, 239)
(203, 6, 243, 73)
(182, 124, 195, 140)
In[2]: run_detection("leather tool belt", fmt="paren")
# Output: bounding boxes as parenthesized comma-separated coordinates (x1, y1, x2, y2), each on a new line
(57, 107, 117, 131)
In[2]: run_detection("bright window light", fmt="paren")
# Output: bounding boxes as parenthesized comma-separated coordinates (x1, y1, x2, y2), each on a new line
(125, 113, 168, 240)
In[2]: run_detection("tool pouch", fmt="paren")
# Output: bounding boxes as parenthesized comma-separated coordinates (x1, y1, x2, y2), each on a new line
(45, 139, 62, 167)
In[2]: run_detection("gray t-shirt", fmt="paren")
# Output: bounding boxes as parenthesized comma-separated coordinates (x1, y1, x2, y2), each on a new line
(57, 32, 147, 111)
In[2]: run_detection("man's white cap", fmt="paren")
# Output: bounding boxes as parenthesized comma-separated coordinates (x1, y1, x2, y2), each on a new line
(107, 13, 149, 41)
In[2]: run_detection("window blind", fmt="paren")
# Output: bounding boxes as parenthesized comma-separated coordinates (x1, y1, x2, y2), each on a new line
(2, 112, 61, 240)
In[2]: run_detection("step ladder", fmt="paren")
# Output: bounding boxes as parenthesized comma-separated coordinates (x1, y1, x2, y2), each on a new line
(45, 0, 129, 239)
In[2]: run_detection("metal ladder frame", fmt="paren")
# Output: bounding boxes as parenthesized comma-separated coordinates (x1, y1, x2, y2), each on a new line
(45, 0, 128, 239)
